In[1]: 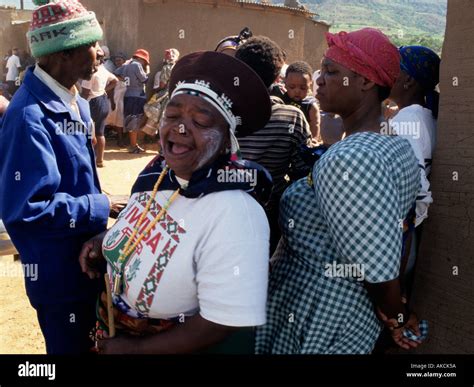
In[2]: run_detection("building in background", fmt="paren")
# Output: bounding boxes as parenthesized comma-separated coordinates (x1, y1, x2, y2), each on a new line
(80, 0, 329, 93)
(0, 6, 32, 61)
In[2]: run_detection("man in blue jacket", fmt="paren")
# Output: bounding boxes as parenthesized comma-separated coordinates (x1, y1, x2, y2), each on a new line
(0, 0, 110, 354)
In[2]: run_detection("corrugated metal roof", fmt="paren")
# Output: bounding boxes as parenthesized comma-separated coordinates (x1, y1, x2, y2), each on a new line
(234, 1, 316, 17)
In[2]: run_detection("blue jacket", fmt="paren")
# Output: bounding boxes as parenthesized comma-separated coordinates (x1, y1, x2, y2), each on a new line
(0, 67, 110, 306)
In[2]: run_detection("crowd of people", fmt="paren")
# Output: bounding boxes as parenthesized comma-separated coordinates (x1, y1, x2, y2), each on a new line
(0, 0, 441, 355)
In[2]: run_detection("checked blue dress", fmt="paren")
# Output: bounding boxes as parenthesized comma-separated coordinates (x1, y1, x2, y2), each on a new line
(255, 132, 420, 354)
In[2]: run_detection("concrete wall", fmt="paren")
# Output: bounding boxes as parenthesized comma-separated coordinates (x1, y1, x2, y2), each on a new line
(411, 0, 474, 353)
(0, 8, 31, 61)
(81, 0, 328, 85)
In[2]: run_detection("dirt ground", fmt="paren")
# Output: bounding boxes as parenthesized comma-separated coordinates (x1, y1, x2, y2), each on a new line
(0, 143, 159, 354)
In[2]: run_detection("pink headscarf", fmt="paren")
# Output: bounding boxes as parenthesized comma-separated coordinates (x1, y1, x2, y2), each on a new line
(325, 28, 400, 88)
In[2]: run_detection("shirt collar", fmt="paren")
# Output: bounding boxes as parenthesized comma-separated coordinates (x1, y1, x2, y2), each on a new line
(33, 64, 79, 108)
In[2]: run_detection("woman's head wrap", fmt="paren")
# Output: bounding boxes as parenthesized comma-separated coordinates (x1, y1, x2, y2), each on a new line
(325, 28, 400, 88)
(399, 45, 441, 117)
(215, 27, 253, 53)
(168, 51, 271, 159)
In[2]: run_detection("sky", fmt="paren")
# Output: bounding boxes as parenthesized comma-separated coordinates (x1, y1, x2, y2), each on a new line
(0, 0, 35, 9)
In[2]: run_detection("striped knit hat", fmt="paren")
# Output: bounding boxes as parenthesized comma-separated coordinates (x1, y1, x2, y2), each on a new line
(27, 0, 103, 58)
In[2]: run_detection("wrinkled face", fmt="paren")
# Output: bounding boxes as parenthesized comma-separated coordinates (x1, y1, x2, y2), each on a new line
(285, 72, 311, 101)
(66, 42, 101, 81)
(316, 57, 362, 116)
(159, 93, 230, 180)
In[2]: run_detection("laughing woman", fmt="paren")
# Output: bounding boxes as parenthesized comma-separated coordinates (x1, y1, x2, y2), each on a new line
(256, 29, 424, 354)
(79, 51, 272, 354)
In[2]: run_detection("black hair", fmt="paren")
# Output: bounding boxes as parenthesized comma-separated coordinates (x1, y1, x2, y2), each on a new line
(378, 86, 391, 102)
(235, 36, 285, 88)
(286, 61, 313, 79)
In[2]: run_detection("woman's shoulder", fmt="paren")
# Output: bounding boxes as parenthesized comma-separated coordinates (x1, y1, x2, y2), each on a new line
(187, 190, 270, 250)
(319, 132, 415, 171)
(205, 189, 266, 215)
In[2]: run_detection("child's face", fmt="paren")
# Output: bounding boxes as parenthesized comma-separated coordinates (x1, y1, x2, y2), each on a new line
(285, 72, 312, 102)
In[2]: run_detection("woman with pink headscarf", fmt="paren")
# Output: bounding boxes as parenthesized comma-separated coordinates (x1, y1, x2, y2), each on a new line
(256, 28, 425, 354)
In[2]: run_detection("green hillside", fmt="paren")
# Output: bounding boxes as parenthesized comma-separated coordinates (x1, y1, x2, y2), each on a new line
(274, 0, 447, 52)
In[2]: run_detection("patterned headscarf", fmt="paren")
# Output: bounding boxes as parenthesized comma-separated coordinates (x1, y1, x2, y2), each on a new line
(325, 28, 400, 88)
(399, 45, 441, 117)
(399, 46, 440, 90)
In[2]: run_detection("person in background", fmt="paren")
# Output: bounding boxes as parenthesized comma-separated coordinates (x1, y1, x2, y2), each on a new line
(269, 50, 288, 99)
(81, 46, 118, 167)
(153, 48, 180, 95)
(256, 28, 423, 354)
(114, 49, 150, 153)
(2, 49, 12, 81)
(101, 46, 116, 73)
(235, 36, 312, 254)
(5, 48, 22, 96)
(19, 49, 36, 75)
(215, 27, 253, 56)
(0, 0, 112, 354)
(106, 53, 127, 147)
(388, 45, 441, 300)
(282, 61, 321, 144)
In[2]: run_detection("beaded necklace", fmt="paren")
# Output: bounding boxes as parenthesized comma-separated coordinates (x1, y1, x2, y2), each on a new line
(113, 166, 180, 295)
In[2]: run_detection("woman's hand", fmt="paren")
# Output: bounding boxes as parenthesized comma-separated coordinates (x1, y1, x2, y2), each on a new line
(377, 307, 422, 350)
(96, 335, 138, 355)
(78, 231, 107, 279)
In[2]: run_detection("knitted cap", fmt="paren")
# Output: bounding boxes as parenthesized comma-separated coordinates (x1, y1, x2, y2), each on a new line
(27, 0, 103, 58)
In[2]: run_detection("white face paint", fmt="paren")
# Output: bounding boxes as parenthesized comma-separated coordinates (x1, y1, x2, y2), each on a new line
(195, 127, 225, 170)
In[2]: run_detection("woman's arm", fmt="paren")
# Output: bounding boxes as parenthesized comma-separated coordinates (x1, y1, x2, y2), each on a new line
(365, 278, 422, 349)
(309, 103, 321, 143)
(98, 313, 237, 354)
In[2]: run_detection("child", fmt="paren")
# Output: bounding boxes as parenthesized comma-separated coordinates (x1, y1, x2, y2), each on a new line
(283, 61, 321, 144)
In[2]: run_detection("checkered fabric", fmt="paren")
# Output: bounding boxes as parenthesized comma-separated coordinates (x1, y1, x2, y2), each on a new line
(255, 132, 420, 354)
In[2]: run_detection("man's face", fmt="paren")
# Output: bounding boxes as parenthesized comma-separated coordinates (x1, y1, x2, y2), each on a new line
(66, 42, 101, 81)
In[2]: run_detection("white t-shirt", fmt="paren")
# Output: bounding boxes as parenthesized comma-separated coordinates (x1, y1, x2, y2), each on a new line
(81, 64, 117, 100)
(102, 189, 270, 327)
(6, 55, 21, 82)
(390, 104, 437, 226)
